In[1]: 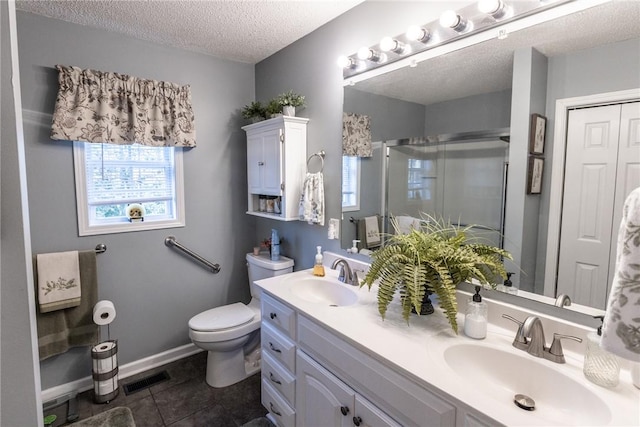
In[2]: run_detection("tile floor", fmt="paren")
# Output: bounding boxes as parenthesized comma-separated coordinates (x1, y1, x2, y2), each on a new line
(44, 351, 269, 426)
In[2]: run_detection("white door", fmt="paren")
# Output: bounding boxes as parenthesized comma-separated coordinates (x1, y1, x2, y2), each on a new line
(557, 102, 640, 308)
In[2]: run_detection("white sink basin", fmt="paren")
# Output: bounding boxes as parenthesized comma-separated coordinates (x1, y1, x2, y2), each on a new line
(290, 276, 358, 307)
(444, 343, 611, 425)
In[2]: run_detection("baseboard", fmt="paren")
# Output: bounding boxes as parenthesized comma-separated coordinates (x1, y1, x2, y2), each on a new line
(41, 343, 203, 403)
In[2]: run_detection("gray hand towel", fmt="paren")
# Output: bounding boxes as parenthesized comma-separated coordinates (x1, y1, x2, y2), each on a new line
(35, 250, 99, 360)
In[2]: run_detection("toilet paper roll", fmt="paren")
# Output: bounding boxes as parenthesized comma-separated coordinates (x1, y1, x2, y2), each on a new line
(93, 300, 116, 326)
(92, 341, 118, 374)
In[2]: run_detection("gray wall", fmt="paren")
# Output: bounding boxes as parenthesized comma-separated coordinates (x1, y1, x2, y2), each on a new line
(254, 1, 470, 266)
(424, 89, 512, 135)
(17, 11, 257, 389)
(1, 2, 42, 425)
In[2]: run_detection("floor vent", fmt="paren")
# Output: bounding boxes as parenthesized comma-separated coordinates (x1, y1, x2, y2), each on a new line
(123, 371, 170, 395)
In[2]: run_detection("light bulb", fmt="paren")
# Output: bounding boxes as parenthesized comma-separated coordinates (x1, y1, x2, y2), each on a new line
(380, 37, 405, 54)
(357, 47, 381, 62)
(406, 25, 430, 43)
(478, 0, 502, 14)
(337, 55, 355, 69)
(439, 10, 461, 28)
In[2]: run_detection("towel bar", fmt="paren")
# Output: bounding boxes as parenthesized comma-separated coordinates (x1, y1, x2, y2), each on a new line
(164, 236, 221, 274)
(95, 243, 107, 254)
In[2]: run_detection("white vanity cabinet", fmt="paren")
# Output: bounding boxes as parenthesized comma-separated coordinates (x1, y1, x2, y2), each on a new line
(242, 116, 308, 221)
(297, 350, 401, 427)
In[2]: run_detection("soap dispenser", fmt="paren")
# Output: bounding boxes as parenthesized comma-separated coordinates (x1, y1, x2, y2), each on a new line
(347, 240, 360, 254)
(313, 246, 325, 277)
(501, 272, 517, 294)
(464, 286, 488, 339)
(583, 316, 620, 388)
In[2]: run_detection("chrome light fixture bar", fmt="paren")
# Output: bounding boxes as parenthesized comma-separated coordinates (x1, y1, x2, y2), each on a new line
(340, 0, 574, 79)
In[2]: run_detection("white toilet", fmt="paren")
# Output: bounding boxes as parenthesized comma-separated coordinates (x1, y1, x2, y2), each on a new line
(188, 253, 294, 388)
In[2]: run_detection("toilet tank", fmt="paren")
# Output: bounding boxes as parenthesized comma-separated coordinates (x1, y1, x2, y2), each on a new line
(246, 253, 294, 298)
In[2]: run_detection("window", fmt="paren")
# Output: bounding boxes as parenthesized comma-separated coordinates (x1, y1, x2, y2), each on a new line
(342, 155, 360, 212)
(73, 142, 185, 236)
(407, 158, 435, 201)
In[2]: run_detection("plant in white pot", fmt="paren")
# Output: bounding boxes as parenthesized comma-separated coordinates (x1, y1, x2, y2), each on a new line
(276, 90, 305, 116)
(361, 215, 512, 333)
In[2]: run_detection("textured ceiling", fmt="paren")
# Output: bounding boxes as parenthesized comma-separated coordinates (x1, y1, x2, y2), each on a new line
(354, 1, 640, 106)
(15, 0, 364, 63)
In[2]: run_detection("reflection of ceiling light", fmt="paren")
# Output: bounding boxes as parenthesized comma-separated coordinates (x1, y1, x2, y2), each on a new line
(406, 25, 431, 43)
(439, 10, 467, 32)
(357, 47, 382, 62)
(479, 0, 508, 19)
(337, 55, 357, 69)
(380, 37, 406, 54)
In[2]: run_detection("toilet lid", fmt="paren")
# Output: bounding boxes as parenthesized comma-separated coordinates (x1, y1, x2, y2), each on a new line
(188, 303, 255, 331)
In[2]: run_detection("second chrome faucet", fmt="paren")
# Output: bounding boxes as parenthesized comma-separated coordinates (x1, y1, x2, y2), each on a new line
(502, 314, 582, 364)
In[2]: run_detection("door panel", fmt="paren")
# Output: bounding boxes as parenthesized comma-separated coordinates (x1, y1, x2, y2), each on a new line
(557, 105, 621, 308)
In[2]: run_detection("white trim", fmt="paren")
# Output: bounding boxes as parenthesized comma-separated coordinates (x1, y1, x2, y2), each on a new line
(543, 88, 640, 298)
(73, 142, 186, 236)
(8, 0, 44, 421)
(41, 343, 203, 403)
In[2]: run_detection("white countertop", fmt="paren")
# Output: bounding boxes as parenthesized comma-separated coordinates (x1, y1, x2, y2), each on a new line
(255, 267, 640, 426)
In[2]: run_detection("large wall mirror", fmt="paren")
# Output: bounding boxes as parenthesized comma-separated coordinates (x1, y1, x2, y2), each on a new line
(340, 1, 640, 318)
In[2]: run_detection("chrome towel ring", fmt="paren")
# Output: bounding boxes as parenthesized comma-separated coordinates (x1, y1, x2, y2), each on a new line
(306, 150, 325, 173)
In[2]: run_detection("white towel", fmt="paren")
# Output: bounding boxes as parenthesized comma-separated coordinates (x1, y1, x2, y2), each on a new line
(602, 187, 640, 362)
(394, 215, 421, 235)
(37, 250, 81, 313)
(364, 216, 380, 247)
(299, 172, 325, 226)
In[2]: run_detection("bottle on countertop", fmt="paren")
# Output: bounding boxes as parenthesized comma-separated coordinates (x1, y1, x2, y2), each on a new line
(497, 272, 517, 295)
(270, 229, 280, 261)
(583, 315, 620, 388)
(464, 286, 488, 340)
(313, 246, 325, 277)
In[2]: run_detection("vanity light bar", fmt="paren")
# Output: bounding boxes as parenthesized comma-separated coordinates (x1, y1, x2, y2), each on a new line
(339, 0, 574, 79)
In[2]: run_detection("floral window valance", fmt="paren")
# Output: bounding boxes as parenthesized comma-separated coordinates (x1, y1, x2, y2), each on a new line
(342, 112, 372, 157)
(51, 65, 196, 147)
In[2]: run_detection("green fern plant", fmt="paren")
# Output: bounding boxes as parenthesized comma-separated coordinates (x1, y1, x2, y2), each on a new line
(361, 215, 512, 333)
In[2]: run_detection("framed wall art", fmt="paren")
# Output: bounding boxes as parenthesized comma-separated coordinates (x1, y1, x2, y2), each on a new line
(527, 156, 544, 194)
(529, 113, 547, 155)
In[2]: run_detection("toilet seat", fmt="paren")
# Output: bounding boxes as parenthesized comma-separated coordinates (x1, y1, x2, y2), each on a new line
(189, 302, 255, 332)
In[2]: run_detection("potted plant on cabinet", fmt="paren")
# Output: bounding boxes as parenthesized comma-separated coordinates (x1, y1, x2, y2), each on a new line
(241, 101, 266, 123)
(276, 90, 305, 116)
(361, 215, 512, 333)
(266, 99, 283, 118)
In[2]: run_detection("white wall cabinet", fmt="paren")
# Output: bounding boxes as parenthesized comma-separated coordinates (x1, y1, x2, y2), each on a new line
(242, 116, 308, 221)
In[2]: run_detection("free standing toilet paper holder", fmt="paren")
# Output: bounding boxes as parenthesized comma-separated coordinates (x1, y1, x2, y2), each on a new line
(91, 340, 119, 404)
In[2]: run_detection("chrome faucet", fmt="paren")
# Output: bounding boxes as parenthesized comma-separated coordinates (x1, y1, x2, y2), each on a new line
(554, 294, 572, 308)
(502, 314, 582, 364)
(522, 316, 546, 358)
(330, 258, 360, 286)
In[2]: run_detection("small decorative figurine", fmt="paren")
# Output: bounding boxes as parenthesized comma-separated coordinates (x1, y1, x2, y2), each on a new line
(126, 203, 145, 222)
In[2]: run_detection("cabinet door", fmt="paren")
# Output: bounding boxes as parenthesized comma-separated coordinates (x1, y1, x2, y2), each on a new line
(296, 350, 354, 427)
(246, 127, 282, 196)
(261, 127, 283, 195)
(354, 395, 402, 427)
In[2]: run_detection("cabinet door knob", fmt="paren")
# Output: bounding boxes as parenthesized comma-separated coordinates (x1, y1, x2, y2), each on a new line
(258, 161, 265, 166)
(269, 372, 282, 385)
(269, 342, 282, 353)
(340, 406, 350, 416)
(353, 416, 362, 426)
(270, 312, 277, 319)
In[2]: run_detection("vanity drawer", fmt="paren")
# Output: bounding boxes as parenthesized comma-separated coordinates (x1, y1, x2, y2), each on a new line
(262, 293, 296, 340)
(262, 379, 295, 427)
(262, 322, 296, 373)
(262, 351, 295, 407)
